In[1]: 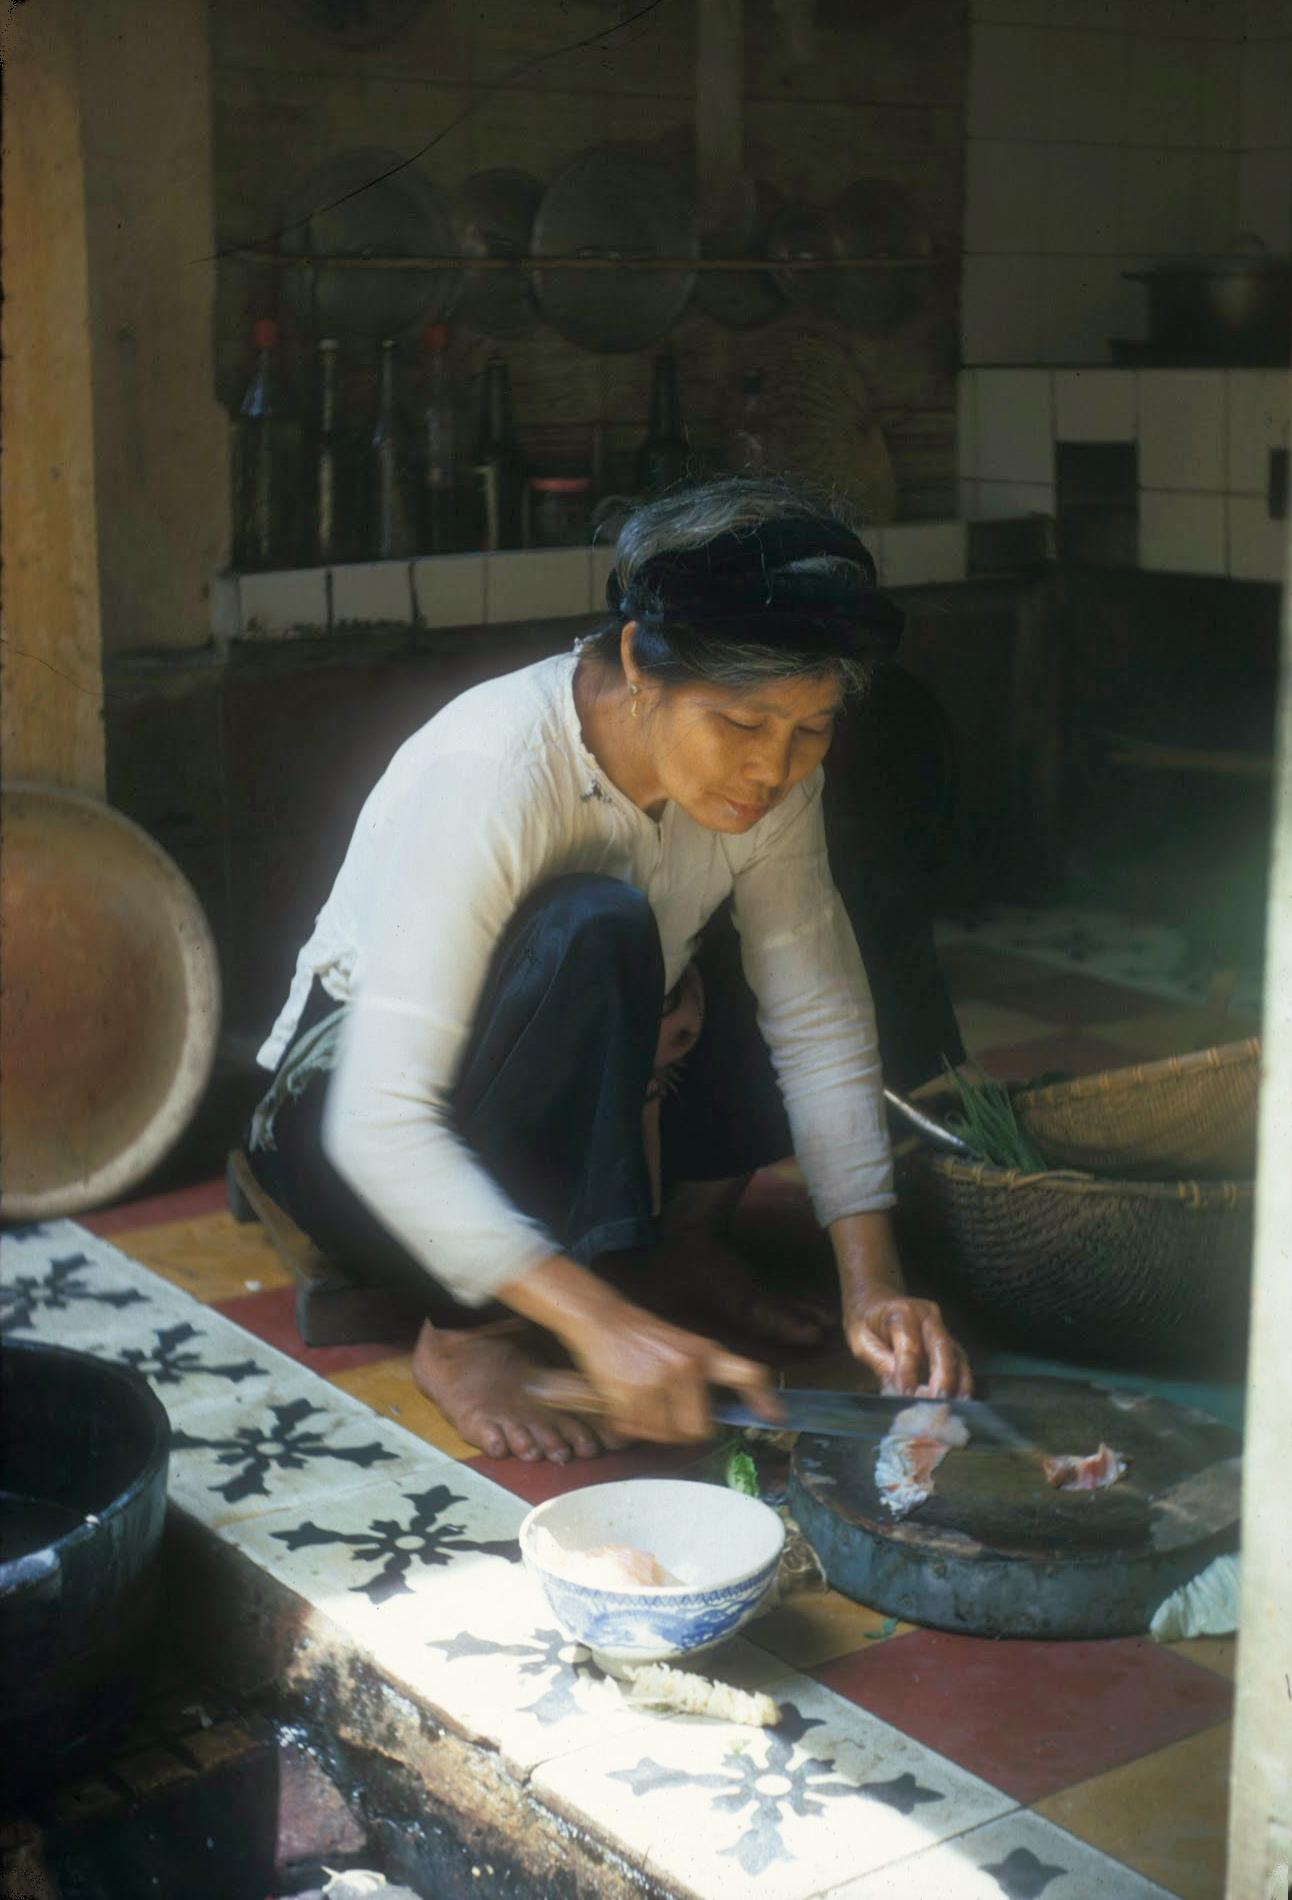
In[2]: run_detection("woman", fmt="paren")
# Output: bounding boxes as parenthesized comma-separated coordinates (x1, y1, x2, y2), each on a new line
(245, 476, 972, 1463)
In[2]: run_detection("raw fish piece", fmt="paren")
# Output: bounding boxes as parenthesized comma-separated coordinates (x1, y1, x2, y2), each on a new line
(1042, 1443, 1129, 1491)
(875, 1402, 970, 1519)
(530, 1526, 682, 1587)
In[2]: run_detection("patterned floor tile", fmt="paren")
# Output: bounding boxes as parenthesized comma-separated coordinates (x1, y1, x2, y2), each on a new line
(164, 1381, 441, 1531)
(533, 1670, 1015, 1900)
(328, 1355, 481, 1461)
(748, 1591, 915, 1672)
(1033, 1724, 1232, 1900)
(822, 1806, 1180, 1898)
(1, 1222, 194, 1351)
(973, 1032, 1146, 1085)
(212, 1283, 408, 1376)
(106, 1211, 293, 1301)
(813, 1631, 1232, 1806)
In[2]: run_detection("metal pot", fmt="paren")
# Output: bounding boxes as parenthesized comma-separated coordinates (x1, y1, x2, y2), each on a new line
(0, 1340, 171, 1794)
(1124, 252, 1291, 365)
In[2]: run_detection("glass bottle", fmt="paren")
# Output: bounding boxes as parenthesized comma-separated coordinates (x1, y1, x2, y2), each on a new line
(230, 318, 303, 571)
(308, 338, 346, 566)
(634, 348, 689, 498)
(418, 323, 458, 556)
(367, 338, 415, 561)
(472, 355, 525, 551)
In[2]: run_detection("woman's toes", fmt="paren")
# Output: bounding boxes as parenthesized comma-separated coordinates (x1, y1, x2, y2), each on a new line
(559, 1416, 604, 1460)
(476, 1421, 508, 1458)
(530, 1420, 574, 1465)
(505, 1421, 541, 1461)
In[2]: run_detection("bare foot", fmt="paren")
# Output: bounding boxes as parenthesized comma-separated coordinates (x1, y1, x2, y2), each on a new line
(652, 1236, 833, 1348)
(411, 1320, 626, 1464)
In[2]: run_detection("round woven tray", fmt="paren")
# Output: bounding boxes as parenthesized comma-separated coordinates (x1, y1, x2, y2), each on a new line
(1013, 1038, 1261, 1180)
(895, 1150, 1253, 1369)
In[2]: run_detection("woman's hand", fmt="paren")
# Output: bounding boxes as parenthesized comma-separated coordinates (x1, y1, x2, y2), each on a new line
(569, 1305, 783, 1443)
(830, 1208, 973, 1400)
(498, 1252, 783, 1443)
(842, 1286, 973, 1399)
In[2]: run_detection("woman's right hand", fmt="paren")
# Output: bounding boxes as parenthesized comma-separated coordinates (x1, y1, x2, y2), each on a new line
(569, 1304, 783, 1444)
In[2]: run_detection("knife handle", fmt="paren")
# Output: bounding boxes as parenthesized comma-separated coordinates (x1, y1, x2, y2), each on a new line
(523, 1372, 612, 1417)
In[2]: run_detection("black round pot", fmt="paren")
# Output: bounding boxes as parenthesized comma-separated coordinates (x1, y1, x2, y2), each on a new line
(0, 1340, 171, 1797)
(1125, 257, 1291, 365)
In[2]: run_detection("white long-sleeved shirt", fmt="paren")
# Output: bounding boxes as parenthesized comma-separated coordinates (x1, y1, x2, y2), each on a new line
(257, 647, 894, 1305)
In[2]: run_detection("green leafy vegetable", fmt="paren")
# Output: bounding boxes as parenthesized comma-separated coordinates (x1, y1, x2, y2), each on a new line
(724, 1447, 760, 1497)
(941, 1057, 1051, 1172)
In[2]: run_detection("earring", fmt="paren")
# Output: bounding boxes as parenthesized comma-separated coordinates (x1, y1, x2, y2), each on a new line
(628, 683, 640, 719)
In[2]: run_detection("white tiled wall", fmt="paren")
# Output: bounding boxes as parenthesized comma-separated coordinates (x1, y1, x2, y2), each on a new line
(959, 365, 1291, 581)
(960, 0, 1290, 366)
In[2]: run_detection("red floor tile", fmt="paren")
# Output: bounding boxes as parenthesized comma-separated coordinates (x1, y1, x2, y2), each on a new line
(474, 1439, 714, 1506)
(974, 1032, 1141, 1085)
(1004, 970, 1171, 1028)
(81, 1178, 228, 1236)
(936, 944, 1064, 1005)
(212, 1284, 400, 1376)
(814, 1628, 1232, 1804)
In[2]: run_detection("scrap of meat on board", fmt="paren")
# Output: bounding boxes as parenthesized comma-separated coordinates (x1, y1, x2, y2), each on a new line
(1042, 1443, 1130, 1491)
(875, 1401, 971, 1518)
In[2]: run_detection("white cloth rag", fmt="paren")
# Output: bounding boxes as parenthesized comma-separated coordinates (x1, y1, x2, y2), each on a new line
(1149, 1551, 1240, 1641)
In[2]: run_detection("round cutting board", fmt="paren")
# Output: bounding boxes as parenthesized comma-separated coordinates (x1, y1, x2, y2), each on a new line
(788, 1376, 1241, 1639)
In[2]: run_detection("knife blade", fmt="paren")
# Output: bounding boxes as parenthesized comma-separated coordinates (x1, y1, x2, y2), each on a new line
(524, 1374, 1033, 1450)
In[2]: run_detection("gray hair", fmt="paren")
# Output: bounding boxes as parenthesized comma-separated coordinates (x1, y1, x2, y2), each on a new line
(589, 474, 879, 697)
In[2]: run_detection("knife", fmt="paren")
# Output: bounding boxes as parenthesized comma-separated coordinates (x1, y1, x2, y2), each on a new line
(524, 1374, 1033, 1450)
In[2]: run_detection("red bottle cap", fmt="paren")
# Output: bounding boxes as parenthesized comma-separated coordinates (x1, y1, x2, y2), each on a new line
(252, 318, 280, 349)
(424, 324, 451, 350)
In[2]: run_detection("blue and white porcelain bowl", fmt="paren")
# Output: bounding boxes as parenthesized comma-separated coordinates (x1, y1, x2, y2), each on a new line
(519, 1478, 785, 1669)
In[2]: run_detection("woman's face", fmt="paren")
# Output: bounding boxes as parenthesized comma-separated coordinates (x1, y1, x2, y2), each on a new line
(634, 667, 843, 833)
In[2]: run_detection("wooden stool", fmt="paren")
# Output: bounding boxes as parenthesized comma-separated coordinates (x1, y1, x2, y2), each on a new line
(226, 1150, 420, 1349)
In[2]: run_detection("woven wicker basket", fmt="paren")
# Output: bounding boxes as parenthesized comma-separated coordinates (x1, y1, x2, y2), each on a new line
(895, 1149, 1254, 1368)
(1013, 1038, 1261, 1180)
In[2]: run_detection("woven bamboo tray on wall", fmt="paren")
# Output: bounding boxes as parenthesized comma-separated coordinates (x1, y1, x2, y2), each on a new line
(894, 1151, 1254, 1369)
(1013, 1038, 1262, 1181)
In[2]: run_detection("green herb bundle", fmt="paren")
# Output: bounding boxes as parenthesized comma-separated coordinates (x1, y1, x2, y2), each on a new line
(941, 1058, 1052, 1173)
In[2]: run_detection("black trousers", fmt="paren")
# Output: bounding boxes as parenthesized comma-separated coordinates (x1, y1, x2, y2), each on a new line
(244, 875, 796, 1329)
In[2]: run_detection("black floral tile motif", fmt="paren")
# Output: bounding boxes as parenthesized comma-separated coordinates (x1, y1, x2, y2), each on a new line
(272, 1482, 521, 1604)
(981, 1845, 1070, 1900)
(171, 1397, 398, 1504)
(426, 1625, 604, 1727)
(116, 1321, 267, 1389)
(609, 1701, 945, 1876)
(1, 1250, 151, 1334)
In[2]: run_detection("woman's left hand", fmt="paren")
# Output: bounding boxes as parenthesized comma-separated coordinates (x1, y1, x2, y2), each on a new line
(843, 1287, 973, 1400)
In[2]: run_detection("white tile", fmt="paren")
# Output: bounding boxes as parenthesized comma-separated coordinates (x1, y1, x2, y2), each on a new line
(533, 1671, 1014, 1900)
(960, 256, 1045, 365)
(590, 543, 620, 615)
(1240, 34, 1292, 150)
(1193, 150, 1240, 253)
(1038, 255, 1124, 364)
(0, 1223, 187, 1351)
(1237, 149, 1292, 255)
(964, 138, 1045, 254)
(824, 1805, 1179, 1898)
(1119, 148, 1198, 255)
(166, 1383, 438, 1532)
(1228, 495, 1290, 582)
(1054, 369, 1136, 440)
(957, 372, 980, 480)
(412, 554, 486, 629)
(1227, 371, 1291, 493)
(1123, 35, 1204, 146)
(975, 369, 1054, 482)
(882, 523, 968, 587)
(975, 479, 1057, 516)
(330, 560, 413, 627)
(103, 1308, 283, 1419)
(1042, 144, 1124, 255)
(237, 567, 329, 640)
(1138, 369, 1227, 488)
(1139, 489, 1227, 572)
(1197, 39, 1242, 151)
(968, 23, 1055, 140)
(487, 548, 590, 624)
(1045, 29, 1129, 144)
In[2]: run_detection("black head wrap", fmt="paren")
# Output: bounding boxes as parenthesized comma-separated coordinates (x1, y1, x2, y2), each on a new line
(605, 515, 903, 667)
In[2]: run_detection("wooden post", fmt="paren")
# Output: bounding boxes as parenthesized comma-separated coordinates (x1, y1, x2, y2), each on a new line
(0, 0, 105, 796)
(1225, 512, 1292, 1895)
